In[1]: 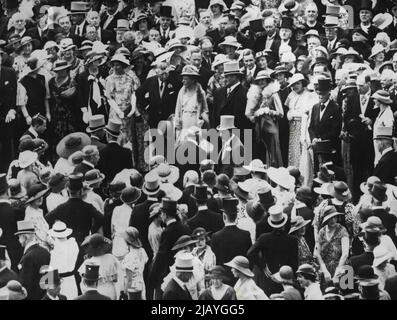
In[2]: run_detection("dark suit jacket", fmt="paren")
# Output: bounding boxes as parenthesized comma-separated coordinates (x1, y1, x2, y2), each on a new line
(162, 278, 192, 300)
(187, 207, 224, 234)
(25, 27, 46, 49)
(0, 15, 10, 40)
(0, 267, 19, 288)
(74, 289, 111, 300)
(354, 24, 381, 44)
(211, 225, 252, 266)
(149, 220, 191, 288)
(136, 75, 181, 128)
(198, 66, 214, 91)
(90, 136, 107, 152)
(129, 199, 158, 259)
(19, 243, 50, 300)
(308, 99, 342, 152)
(97, 142, 133, 184)
(247, 229, 299, 273)
(373, 150, 397, 185)
(45, 198, 104, 244)
(41, 293, 67, 300)
(372, 208, 397, 244)
(385, 275, 397, 300)
(97, 28, 115, 44)
(0, 67, 17, 120)
(349, 252, 374, 275)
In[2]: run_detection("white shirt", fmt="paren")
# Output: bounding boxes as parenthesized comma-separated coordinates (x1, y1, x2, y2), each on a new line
(304, 282, 324, 300)
(221, 134, 236, 161)
(246, 66, 256, 78)
(46, 192, 68, 212)
(50, 238, 79, 273)
(227, 82, 240, 97)
(75, 21, 86, 36)
(381, 146, 394, 157)
(158, 78, 165, 97)
(360, 91, 371, 115)
(327, 38, 337, 52)
(360, 23, 370, 34)
(265, 32, 276, 50)
(319, 99, 330, 121)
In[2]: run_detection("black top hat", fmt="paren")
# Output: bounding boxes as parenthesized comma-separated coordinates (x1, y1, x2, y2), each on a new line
(313, 140, 336, 155)
(159, 5, 173, 18)
(82, 263, 100, 281)
(160, 198, 177, 214)
(249, 19, 265, 32)
(370, 181, 388, 202)
(5, 0, 19, 10)
(280, 16, 294, 30)
(0, 173, 9, 194)
(257, 188, 276, 208)
(192, 184, 208, 202)
(356, 265, 378, 281)
(67, 173, 84, 191)
(316, 78, 333, 92)
(0, 245, 6, 260)
(222, 197, 239, 214)
(360, 0, 373, 12)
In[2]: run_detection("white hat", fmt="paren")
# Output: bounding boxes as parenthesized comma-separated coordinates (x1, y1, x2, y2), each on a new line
(175, 252, 194, 272)
(373, 245, 392, 267)
(59, 38, 76, 52)
(243, 159, 267, 173)
(110, 53, 130, 66)
(288, 73, 308, 87)
(267, 205, 288, 228)
(48, 221, 73, 238)
(267, 167, 295, 190)
(280, 51, 296, 63)
(18, 151, 38, 169)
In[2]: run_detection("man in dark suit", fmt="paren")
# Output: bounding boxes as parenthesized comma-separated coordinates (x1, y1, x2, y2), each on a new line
(136, 62, 181, 129)
(0, 245, 19, 288)
(40, 269, 67, 300)
(309, 78, 342, 171)
(85, 10, 115, 44)
(240, 49, 260, 89)
(0, 0, 20, 40)
(190, 48, 213, 91)
(86, 115, 107, 152)
(349, 231, 377, 275)
(385, 274, 397, 300)
(373, 132, 397, 185)
(187, 185, 224, 233)
(211, 198, 252, 266)
(74, 264, 111, 300)
(355, 0, 381, 45)
(58, 14, 84, 48)
(273, 17, 297, 62)
(247, 205, 298, 296)
(302, 2, 324, 35)
(45, 174, 104, 245)
(97, 119, 133, 185)
(100, 0, 127, 34)
(156, 5, 175, 47)
(148, 199, 191, 300)
(15, 220, 50, 300)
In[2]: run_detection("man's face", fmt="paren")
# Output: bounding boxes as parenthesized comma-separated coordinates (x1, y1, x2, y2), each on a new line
(279, 28, 292, 41)
(191, 52, 202, 68)
(243, 54, 255, 70)
(149, 29, 160, 42)
(297, 274, 309, 288)
(264, 19, 276, 36)
(88, 13, 100, 28)
(116, 30, 126, 43)
(14, 16, 26, 31)
(86, 26, 98, 41)
(305, 7, 318, 21)
(200, 13, 211, 25)
(219, 18, 229, 31)
(48, 284, 61, 297)
(316, 90, 331, 103)
(58, 17, 71, 33)
(157, 64, 169, 82)
(18, 235, 27, 247)
(359, 9, 372, 24)
(160, 16, 171, 30)
(36, 122, 47, 134)
(325, 27, 337, 41)
(106, 4, 118, 15)
(358, 82, 370, 95)
(201, 42, 213, 58)
(307, 37, 320, 53)
(313, 64, 326, 76)
(225, 74, 238, 87)
(70, 13, 85, 26)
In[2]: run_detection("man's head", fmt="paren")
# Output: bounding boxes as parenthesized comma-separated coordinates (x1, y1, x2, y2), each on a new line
(307, 36, 321, 55)
(58, 16, 72, 34)
(225, 73, 240, 88)
(305, 2, 318, 23)
(200, 39, 213, 58)
(219, 16, 229, 32)
(85, 25, 98, 42)
(279, 27, 292, 41)
(70, 13, 86, 26)
(324, 26, 338, 41)
(190, 48, 202, 69)
(357, 74, 371, 95)
(149, 28, 160, 42)
(359, 9, 373, 25)
(264, 17, 276, 37)
(105, 0, 118, 16)
(242, 49, 255, 70)
(199, 10, 212, 26)
(31, 116, 47, 134)
(122, 31, 136, 50)
(375, 137, 393, 154)
(82, 145, 100, 166)
(17, 233, 35, 248)
(86, 11, 100, 28)
(11, 12, 26, 32)
(160, 16, 172, 30)
(316, 79, 332, 103)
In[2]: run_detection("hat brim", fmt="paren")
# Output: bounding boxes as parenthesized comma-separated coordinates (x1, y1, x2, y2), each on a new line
(234, 187, 252, 201)
(327, 184, 351, 201)
(53, 65, 71, 72)
(56, 132, 91, 159)
(271, 70, 293, 79)
(288, 78, 308, 88)
(142, 185, 161, 196)
(48, 228, 73, 238)
(121, 191, 142, 204)
(84, 174, 105, 186)
(216, 124, 237, 131)
(155, 166, 180, 185)
(224, 71, 244, 77)
(171, 239, 198, 251)
(224, 261, 254, 277)
(268, 213, 288, 228)
(86, 124, 105, 134)
(321, 211, 344, 225)
(288, 219, 311, 234)
(273, 272, 294, 284)
(25, 188, 49, 204)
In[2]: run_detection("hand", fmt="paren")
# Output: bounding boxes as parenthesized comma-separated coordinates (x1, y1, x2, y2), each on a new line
(323, 270, 332, 283)
(82, 112, 90, 124)
(25, 116, 32, 126)
(118, 111, 125, 119)
(362, 117, 372, 126)
(312, 138, 320, 145)
(46, 112, 51, 122)
(5, 109, 16, 123)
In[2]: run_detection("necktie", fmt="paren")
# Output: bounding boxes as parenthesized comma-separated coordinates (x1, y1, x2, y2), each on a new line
(320, 103, 326, 111)
(159, 81, 164, 96)
(88, 75, 101, 107)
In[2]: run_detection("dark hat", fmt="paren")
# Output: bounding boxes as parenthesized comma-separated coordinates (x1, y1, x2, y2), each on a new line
(208, 265, 230, 281)
(249, 19, 265, 32)
(356, 265, 378, 281)
(82, 263, 100, 281)
(0, 173, 9, 194)
(104, 0, 119, 6)
(56, 132, 91, 159)
(48, 173, 68, 192)
(246, 200, 265, 221)
(321, 205, 344, 226)
(360, 281, 380, 300)
(192, 227, 211, 239)
(215, 174, 231, 193)
(327, 181, 351, 201)
(296, 263, 316, 277)
(370, 181, 388, 202)
(8, 179, 25, 199)
(171, 235, 198, 251)
(5, 0, 20, 10)
(234, 182, 252, 201)
(109, 181, 126, 194)
(296, 186, 313, 203)
(160, 198, 178, 215)
(84, 169, 105, 186)
(121, 187, 142, 204)
(159, 5, 173, 18)
(257, 187, 276, 208)
(0, 245, 6, 260)
(192, 184, 208, 202)
(313, 140, 336, 155)
(280, 16, 294, 30)
(316, 78, 332, 92)
(359, 0, 373, 12)
(25, 184, 49, 204)
(82, 233, 112, 257)
(222, 197, 239, 214)
(67, 173, 84, 191)
(271, 65, 293, 78)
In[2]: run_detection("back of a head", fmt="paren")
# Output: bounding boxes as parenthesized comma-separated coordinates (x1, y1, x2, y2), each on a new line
(130, 170, 144, 188)
(202, 170, 216, 187)
(183, 170, 199, 187)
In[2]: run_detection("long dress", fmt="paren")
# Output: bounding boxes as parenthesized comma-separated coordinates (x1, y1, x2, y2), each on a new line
(111, 203, 133, 260)
(49, 76, 76, 149)
(121, 247, 148, 299)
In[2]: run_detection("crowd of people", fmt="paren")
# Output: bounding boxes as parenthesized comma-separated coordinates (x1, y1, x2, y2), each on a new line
(1, 0, 397, 300)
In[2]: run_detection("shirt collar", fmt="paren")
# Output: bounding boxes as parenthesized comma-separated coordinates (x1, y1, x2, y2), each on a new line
(166, 218, 177, 226)
(381, 146, 393, 156)
(82, 160, 95, 168)
(47, 294, 59, 300)
(228, 82, 240, 93)
(225, 222, 236, 226)
(0, 266, 7, 272)
(198, 205, 208, 211)
(173, 276, 187, 289)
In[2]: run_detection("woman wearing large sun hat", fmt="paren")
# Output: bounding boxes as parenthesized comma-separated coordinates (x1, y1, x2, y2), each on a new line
(48, 220, 79, 299)
(266, 166, 295, 207)
(372, 245, 397, 290)
(16, 150, 40, 191)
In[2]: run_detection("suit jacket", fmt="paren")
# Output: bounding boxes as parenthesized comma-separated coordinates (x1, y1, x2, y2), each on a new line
(308, 99, 342, 152)
(19, 243, 50, 300)
(97, 142, 133, 184)
(0, 15, 10, 40)
(350, 252, 374, 275)
(41, 293, 67, 300)
(97, 28, 115, 44)
(0, 267, 19, 288)
(90, 136, 107, 152)
(25, 27, 46, 48)
(211, 225, 252, 266)
(198, 66, 214, 91)
(373, 150, 397, 185)
(149, 220, 191, 288)
(71, 21, 89, 37)
(162, 278, 192, 300)
(372, 208, 397, 244)
(354, 24, 381, 44)
(136, 74, 181, 128)
(201, 53, 217, 71)
(129, 199, 158, 259)
(187, 207, 224, 234)
(45, 198, 104, 244)
(247, 229, 299, 274)
(385, 275, 397, 300)
(0, 67, 17, 120)
(74, 289, 111, 300)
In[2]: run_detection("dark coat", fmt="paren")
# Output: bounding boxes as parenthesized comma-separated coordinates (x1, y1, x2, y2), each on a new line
(74, 289, 111, 300)
(371, 208, 397, 244)
(187, 207, 224, 234)
(97, 28, 115, 44)
(90, 136, 107, 152)
(247, 229, 299, 274)
(97, 142, 133, 184)
(149, 220, 191, 288)
(349, 252, 374, 275)
(198, 66, 214, 91)
(25, 27, 46, 48)
(162, 278, 192, 300)
(19, 243, 50, 300)
(41, 293, 67, 300)
(385, 275, 397, 300)
(0, 67, 17, 120)
(373, 150, 397, 185)
(210, 225, 252, 266)
(72, 161, 95, 176)
(354, 24, 381, 44)
(135, 74, 181, 129)
(0, 266, 19, 288)
(45, 198, 104, 245)
(308, 99, 342, 153)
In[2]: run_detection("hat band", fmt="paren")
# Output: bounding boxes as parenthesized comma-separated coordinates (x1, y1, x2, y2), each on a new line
(270, 217, 285, 225)
(54, 227, 67, 233)
(145, 185, 160, 192)
(18, 228, 35, 233)
(175, 266, 194, 271)
(106, 128, 120, 136)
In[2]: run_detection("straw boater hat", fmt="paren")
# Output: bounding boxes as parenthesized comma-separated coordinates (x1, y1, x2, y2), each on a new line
(257, 187, 276, 208)
(18, 150, 38, 169)
(48, 220, 73, 238)
(321, 205, 344, 226)
(288, 216, 311, 234)
(267, 167, 295, 190)
(327, 181, 351, 201)
(225, 256, 254, 277)
(171, 235, 198, 251)
(25, 184, 49, 204)
(268, 205, 288, 228)
(14, 220, 36, 236)
(56, 132, 91, 159)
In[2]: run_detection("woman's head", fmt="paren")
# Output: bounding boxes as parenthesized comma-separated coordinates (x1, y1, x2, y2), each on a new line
(182, 75, 197, 88)
(210, 4, 222, 15)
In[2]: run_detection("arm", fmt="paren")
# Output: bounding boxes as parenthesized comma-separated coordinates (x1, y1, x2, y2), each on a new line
(90, 205, 105, 234)
(247, 236, 265, 268)
(174, 89, 183, 131)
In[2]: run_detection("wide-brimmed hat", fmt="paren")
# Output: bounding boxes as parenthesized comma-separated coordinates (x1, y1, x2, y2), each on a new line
(56, 132, 90, 159)
(225, 256, 254, 277)
(360, 216, 387, 234)
(18, 150, 38, 169)
(151, 163, 180, 185)
(105, 119, 122, 137)
(175, 252, 194, 273)
(19, 36, 33, 49)
(166, 39, 187, 52)
(243, 159, 267, 173)
(20, 57, 42, 78)
(84, 169, 105, 186)
(8, 179, 25, 199)
(181, 65, 200, 78)
(313, 166, 334, 187)
(289, 216, 311, 234)
(288, 73, 308, 87)
(6, 281, 27, 300)
(121, 187, 142, 204)
(273, 265, 295, 284)
(271, 65, 293, 78)
(268, 205, 288, 228)
(373, 13, 393, 30)
(86, 115, 105, 133)
(192, 227, 211, 239)
(257, 187, 276, 208)
(14, 220, 35, 236)
(59, 38, 76, 52)
(53, 60, 70, 72)
(371, 90, 393, 104)
(82, 263, 100, 281)
(114, 19, 129, 31)
(373, 246, 392, 267)
(25, 184, 49, 204)
(208, 265, 230, 281)
(109, 180, 126, 195)
(211, 54, 229, 70)
(321, 205, 344, 226)
(327, 181, 351, 201)
(160, 183, 182, 201)
(234, 181, 252, 201)
(360, 176, 381, 195)
(219, 36, 241, 50)
(110, 53, 130, 66)
(254, 70, 272, 82)
(215, 174, 231, 193)
(48, 220, 73, 238)
(370, 181, 388, 202)
(217, 115, 237, 131)
(267, 167, 295, 190)
(369, 44, 385, 59)
(296, 263, 316, 277)
(142, 173, 160, 196)
(82, 233, 112, 257)
(172, 235, 198, 251)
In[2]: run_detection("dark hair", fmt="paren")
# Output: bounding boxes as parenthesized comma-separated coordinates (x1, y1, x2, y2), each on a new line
(224, 209, 237, 222)
(299, 272, 316, 282)
(83, 278, 98, 288)
(130, 171, 144, 188)
(202, 170, 216, 186)
(31, 117, 46, 127)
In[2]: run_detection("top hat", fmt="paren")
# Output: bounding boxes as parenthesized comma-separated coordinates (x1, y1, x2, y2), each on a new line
(105, 119, 122, 137)
(249, 19, 265, 32)
(160, 198, 178, 215)
(142, 173, 160, 196)
(15, 220, 35, 236)
(316, 78, 332, 91)
(223, 60, 243, 76)
(192, 184, 208, 202)
(40, 267, 62, 288)
(370, 181, 388, 202)
(70, 1, 90, 14)
(268, 205, 288, 228)
(175, 252, 194, 272)
(0, 173, 9, 194)
(359, 0, 373, 12)
(222, 197, 239, 214)
(67, 173, 84, 191)
(159, 5, 173, 18)
(257, 187, 276, 208)
(114, 19, 130, 31)
(82, 263, 100, 281)
(280, 16, 294, 30)
(356, 265, 378, 281)
(5, 0, 19, 10)
(324, 5, 340, 17)
(121, 187, 142, 204)
(86, 115, 105, 133)
(323, 15, 339, 28)
(56, 132, 91, 159)
(217, 115, 237, 131)
(225, 256, 254, 277)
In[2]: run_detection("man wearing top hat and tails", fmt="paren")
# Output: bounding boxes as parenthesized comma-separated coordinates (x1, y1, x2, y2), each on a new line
(74, 263, 111, 300)
(373, 126, 397, 184)
(15, 220, 50, 300)
(40, 268, 67, 300)
(0, 245, 19, 288)
(309, 78, 342, 173)
(156, 5, 176, 47)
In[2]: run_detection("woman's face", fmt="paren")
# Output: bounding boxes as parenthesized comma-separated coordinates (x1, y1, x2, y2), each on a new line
(22, 43, 32, 56)
(211, 278, 223, 288)
(139, 20, 148, 32)
(182, 75, 196, 88)
(63, 48, 73, 60)
(257, 57, 267, 69)
(257, 78, 269, 89)
(231, 268, 239, 278)
(196, 236, 206, 248)
(112, 61, 124, 74)
(375, 52, 385, 63)
(224, 45, 236, 55)
(46, 47, 58, 58)
(296, 60, 304, 72)
(327, 216, 338, 227)
(292, 81, 304, 93)
(210, 4, 221, 15)
(216, 64, 224, 74)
